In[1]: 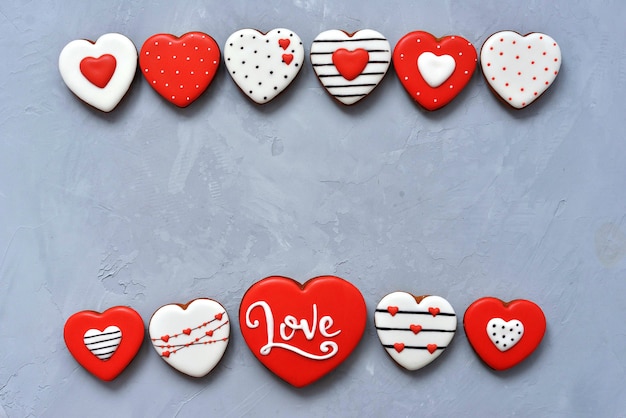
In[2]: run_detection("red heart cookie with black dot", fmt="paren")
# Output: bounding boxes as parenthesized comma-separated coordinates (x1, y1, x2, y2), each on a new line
(393, 31, 477, 111)
(139, 32, 220, 107)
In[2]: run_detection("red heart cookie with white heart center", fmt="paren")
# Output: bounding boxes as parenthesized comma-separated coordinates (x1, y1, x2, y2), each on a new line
(374, 292, 457, 371)
(463, 297, 546, 370)
(480, 31, 561, 109)
(149, 298, 230, 377)
(59, 33, 137, 112)
(393, 31, 477, 111)
(139, 32, 220, 107)
(63, 306, 144, 381)
(311, 29, 391, 105)
(239, 275, 366, 387)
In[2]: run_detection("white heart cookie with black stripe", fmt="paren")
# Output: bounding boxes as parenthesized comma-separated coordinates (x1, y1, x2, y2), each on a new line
(311, 29, 391, 105)
(374, 292, 456, 371)
(224, 28, 304, 104)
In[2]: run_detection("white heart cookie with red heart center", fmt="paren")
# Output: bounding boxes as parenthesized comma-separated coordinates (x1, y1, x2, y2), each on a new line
(310, 29, 391, 105)
(486, 318, 524, 352)
(59, 33, 137, 112)
(481, 31, 561, 109)
(224, 28, 304, 104)
(374, 292, 456, 371)
(149, 298, 230, 377)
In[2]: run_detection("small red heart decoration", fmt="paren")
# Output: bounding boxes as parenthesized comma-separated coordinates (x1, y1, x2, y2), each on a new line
(282, 54, 294, 65)
(183, 328, 192, 335)
(409, 324, 422, 334)
(394, 343, 405, 353)
(79, 54, 117, 88)
(428, 307, 440, 317)
(387, 306, 399, 316)
(239, 275, 366, 387)
(139, 32, 220, 107)
(427, 344, 438, 354)
(63, 306, 144, 381)
(464, 297, 546, 370)
(332, 48, 370, 81)
(161, 335, 170, 343)
(278, 38, 290, 50)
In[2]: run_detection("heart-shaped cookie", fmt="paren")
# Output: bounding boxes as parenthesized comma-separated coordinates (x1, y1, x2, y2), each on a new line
(374, 292, 456, 371)
(480, 31, 561, 109)
(239, 275, 366, 387)
(63, 306, 144, 381)
(149, 298, 230, 377)
(311, 29, 391, 105)
(59, 33, 137, 112)
(139, 32, 220, 107)
(464, 297, 546, 370)
(393, 31, 477, 110)
(224, 28, 304, 104)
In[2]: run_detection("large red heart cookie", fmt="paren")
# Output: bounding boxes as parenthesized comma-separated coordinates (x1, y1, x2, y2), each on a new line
(139, 32, 220, 107)
(463, 297, 546, 370)
(393, 31, 477, 110)
(63, 306, 144, 381)
(239, 275, 366, 387)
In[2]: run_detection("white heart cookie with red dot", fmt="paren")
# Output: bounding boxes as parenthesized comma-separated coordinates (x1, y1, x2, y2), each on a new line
(224, 28, 304, 104)
(59, 33, 137, 112)
(481, 31, 561, 109)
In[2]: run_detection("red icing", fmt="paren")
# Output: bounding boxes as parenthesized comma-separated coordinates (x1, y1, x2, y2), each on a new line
(393, 31, 477, 110)
(427, 344, 438, 354)
(282, 54, 294, 65)
(387, 306, 399, 316)
(463, 297, 546, 371)
(79, 54, 117, 88)
(214, 312, 223, 321)
(409, 324, 422, 334)
(428, 307, 440, 317)
(183, 328, 192, 335)
(239, 275, 366, 388)
(393, 343, 405, 353)
(278, 38, 290, 50)
(332, 48, 369, 81)
(206, 330, 214, 337)
(162, 350, 171, 358)
(161, 335, 170, 342)
(63, 306, 144, 381)
(139, 32, 220, 107)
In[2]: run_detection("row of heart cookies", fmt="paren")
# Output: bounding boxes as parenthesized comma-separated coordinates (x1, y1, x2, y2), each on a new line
(64, 275, 546, 387)
(59, 29, 561, 112)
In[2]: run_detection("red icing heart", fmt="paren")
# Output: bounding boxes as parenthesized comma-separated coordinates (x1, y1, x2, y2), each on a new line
(332, 48, 369, 81)
(161, 335, 170, 343)
(214, 312, 223, 321)
(409, 324, 422, 334)
(278, 38, 290, 50)
(206, 330, 214, 337)
(183, 328, 192, 335)
(282, 54, 294, 65)
(139, 32, 220, 107)
(427, 344, 438, 354)
(162, 350, 171, 358)
(393, 31, 477, 110)
(387, 306, 399, 316)
(428, 307, 440, 317)
(63, 306, 144, 381)
(463, 297, 546, 371)
(239, 275, 366, 388)
(393, 343, 405, 353)
(79, 54, 117, 88)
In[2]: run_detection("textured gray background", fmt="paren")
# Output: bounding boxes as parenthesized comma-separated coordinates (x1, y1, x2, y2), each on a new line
(1, 0, 625, 416)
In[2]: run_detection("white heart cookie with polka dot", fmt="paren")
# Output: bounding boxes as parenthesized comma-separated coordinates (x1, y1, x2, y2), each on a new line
(481, 31, 561, 109)
(486, 318, 524, 352)
(224, 28, 304, 104)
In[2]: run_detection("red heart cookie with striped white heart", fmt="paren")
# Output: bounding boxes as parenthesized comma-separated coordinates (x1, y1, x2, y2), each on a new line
(139, 32, 220, 107)
(63, 306, 144, 381)
(393, 31, 477, 110)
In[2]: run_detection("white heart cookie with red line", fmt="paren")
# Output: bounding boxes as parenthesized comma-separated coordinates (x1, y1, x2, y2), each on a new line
(374, 292, 456, 371)
(149, 298, 230, 378)
(59, 33, 137, 112)
(224, 28, 304, 104)
(311, 29, 391, 105)
(481, 31, 561, 109)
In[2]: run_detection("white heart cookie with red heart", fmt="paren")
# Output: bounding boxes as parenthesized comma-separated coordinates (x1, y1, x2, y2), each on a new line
(59, 33, 137, 112)
(224, 28, 304, 104)
(149, 298, 230, 378)
(310, 29, 391, 105)
(481, 31, 561, 109)
(374, 292, 456, 371)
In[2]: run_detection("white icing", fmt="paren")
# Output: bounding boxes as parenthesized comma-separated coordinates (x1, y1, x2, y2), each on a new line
(374, 293, 456, 371)
(149, 299, 230, 378)
(58, 33, 137, 112)
(83, 326, 122, 360)
(481, 31, 561, 108)
(245, 301, 341, 360)
(417, 52, 456, 88)
(223, 28, 304, 104)
(310, 29, 391, 105)
(486, 318, 524, 352)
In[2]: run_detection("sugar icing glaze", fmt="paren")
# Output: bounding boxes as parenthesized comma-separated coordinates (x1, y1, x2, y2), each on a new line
(58, 33, 137, 112)
(149, 298, 230, 378)
(310, 29, 391, 105)
(224, 28, 304, 104)
(374, 292, 457, 371)
(480, 31, 561, 109)
(486, 318, 524, 352)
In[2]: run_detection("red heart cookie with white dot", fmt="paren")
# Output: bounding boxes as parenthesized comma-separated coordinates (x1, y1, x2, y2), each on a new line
(480, 31, 561, 109)
(139, 32, 220, 107)
(463, 297, 546, 370)
(393, 31, 477, 110)
(63, 306, 144, 381)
